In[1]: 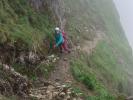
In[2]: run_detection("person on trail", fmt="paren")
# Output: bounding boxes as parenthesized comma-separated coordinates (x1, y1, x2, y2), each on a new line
(54, 27, 70, 53)
(54, 27, 64, 52)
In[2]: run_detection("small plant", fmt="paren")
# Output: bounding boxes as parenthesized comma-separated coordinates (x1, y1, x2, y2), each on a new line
(71, 59, 97, 91)
(31, 75, 37, 81)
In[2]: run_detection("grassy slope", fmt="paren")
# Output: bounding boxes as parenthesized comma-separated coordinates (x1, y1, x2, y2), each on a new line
(0, 0, 133, 99)
(0, 0, 56, 80)
(0, 0, 54, 49)
(64, 0, 133, 99)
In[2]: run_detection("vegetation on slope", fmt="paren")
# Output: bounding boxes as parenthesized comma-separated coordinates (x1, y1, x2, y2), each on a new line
(0, 0, 54, 49)
(64, 0, 133, 99)
(0, 0, 57, 80)
(0, 0, 133, 99)
(71, 55, 116, 100)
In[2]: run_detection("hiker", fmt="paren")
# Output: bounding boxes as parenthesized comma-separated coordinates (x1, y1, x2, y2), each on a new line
(54, 27, 64, 52)
(54, 27, 70, 53)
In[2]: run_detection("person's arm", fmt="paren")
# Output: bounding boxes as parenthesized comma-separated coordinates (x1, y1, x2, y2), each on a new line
(55, 33, 63, 47)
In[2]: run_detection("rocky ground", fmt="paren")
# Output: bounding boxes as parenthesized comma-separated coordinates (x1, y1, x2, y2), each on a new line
(29, 81, 83, 100)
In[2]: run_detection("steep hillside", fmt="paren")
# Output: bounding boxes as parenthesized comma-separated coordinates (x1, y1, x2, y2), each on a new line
(64, 0, 133, 99)
(0, 0, 133, 100)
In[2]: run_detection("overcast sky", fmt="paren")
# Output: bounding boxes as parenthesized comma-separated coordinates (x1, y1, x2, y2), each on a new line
(113, 0, 133, 49)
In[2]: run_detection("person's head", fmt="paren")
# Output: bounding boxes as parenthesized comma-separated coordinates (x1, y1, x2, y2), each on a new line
(55, 27, 60, 34)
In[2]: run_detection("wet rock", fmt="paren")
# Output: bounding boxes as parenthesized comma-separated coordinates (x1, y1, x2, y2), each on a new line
(66, 95, 71, 100)
(47, 85, 55, 91)
(73, 98, 77, 100)
(59, 92, 66, 97)
(53, 91, 58, 97)
(43, 81, 51, 86)
(63, 58, 68, 61)
(47, 92, 53, 100)
(67, 90, 71, 95)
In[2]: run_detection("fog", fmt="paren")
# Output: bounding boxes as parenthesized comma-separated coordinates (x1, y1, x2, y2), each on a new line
(113, 0, 133, 49)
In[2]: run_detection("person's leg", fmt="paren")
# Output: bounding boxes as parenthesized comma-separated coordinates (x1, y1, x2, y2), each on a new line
(61, 42, 65, 50)
(59, 44, 63, 53)
(60, 41, 70, 53)
(63, 40, 70, 53)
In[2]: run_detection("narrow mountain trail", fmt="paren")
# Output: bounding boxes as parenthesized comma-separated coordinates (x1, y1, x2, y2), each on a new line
(47, 30, 104, 93)
(48, 55, 73, 83)
(48, 30, 104, 88)
(48, 53, 94, 96)
(29, 31, 104, 100)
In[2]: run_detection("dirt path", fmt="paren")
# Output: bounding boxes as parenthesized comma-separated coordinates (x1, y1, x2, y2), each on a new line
(48, 30, 104, 86)
(49, 31, 104, 80)
(47, 30, 104, 93)
(48, 54, 73, 83)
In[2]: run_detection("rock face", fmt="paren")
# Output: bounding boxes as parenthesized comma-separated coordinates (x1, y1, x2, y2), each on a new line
(0, 64, 31, 97)
(48, 0, 66, 30)
(29, 0, 66, 29)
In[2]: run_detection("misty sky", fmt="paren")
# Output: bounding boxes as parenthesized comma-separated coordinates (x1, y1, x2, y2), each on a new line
(113, 0, 133, 48)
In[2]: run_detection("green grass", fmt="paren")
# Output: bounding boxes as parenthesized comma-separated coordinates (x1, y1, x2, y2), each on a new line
(71, 60, 97, 90)
(0, 2, 59, 94)
(0, 0, 56, 80)
(65, 0, 133, 98)
(70, 55, 116, 100)
(1, 0, 133, 99)
(89, 41, 130, 94)
(0, 0, 55, 49)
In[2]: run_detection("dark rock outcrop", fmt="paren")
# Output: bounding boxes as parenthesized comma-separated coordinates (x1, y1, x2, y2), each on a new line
(0, 64, 31, 97)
